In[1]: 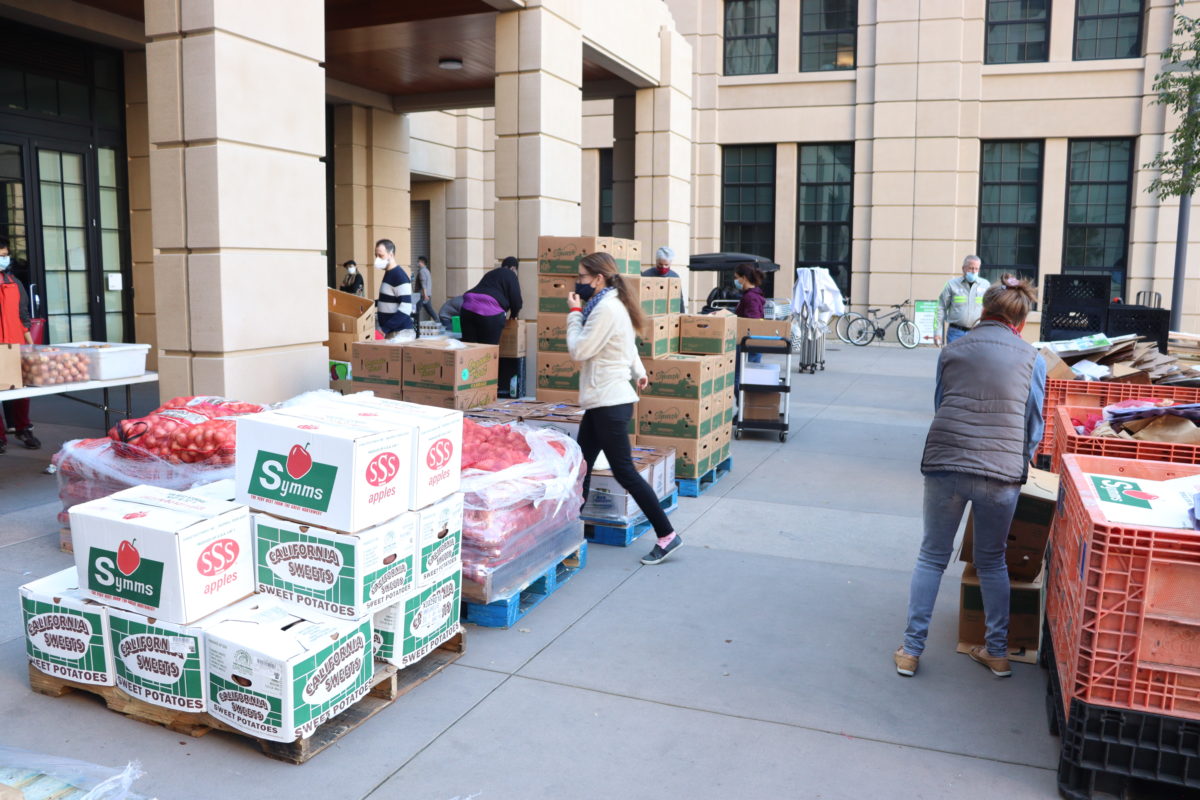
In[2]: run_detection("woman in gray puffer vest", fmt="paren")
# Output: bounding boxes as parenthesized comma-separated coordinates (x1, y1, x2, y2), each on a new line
(895, 275, 1045, 680)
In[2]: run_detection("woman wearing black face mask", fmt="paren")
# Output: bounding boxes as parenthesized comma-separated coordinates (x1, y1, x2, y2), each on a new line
(460, 256, 523, 345)
(568, 252, 681, 565)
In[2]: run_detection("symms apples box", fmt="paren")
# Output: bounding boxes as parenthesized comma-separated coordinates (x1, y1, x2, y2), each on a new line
(333, 394, 463, 510)
(374, 570, 461, 668)
(21, 568, 114, 686)
(235, 409, 414, 533)
(253, 511, 417, 620)
(205, 596, 374, 743)
(69, 486, 253, 625)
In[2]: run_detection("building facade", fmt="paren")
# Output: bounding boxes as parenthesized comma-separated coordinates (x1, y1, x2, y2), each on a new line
(0, 0, 1195, 404)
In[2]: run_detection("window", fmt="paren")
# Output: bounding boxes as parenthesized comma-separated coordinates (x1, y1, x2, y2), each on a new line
(977, 141, 1043, 286)
(724, 0, 778, 76)
(598, 148, 614, 237)
(800, 0, 857, 71)
(985, 0, 1049, 64)
(1074, 0, 1143, 61)
(1063, 139, 1133, 297)
(796, 143, 853, 297)
(722, 144, 776, 259)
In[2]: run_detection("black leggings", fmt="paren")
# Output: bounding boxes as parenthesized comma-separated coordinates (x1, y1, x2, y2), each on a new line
(579, 403, 674, 538)
(460, 310, 507, 345)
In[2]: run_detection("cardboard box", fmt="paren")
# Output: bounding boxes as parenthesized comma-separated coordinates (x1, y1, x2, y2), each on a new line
(535, 387, 579, 404)
(404, 386, 497, 411)
(632, 445, 676, 498)
(347, 379, 402, 401)
(743, 363, 781, 386)
(374, 570, 462, 668)
(637, 434, 713, 479)
(401, 340, 498, 395)
(326, 332, 364, 362)
(235, 408, 415, 532)
(253, 512, 417, 620)
(537, 236, 614, 275)
(635, 315, 673, 358)
(664, 277, 682, 315)
(21, 567, 114, 686)
(0, 343, 21, 390)
(1039, 347, 1078, 381)
(737, 318, 791, 345)
(680, 312, 738, 355)
(623, 239, 643, 273)
(957, 563, 1045, 664)
(637, 397, 711, 439)
(583, 460, 655, 520)
(624, 275, 668, 315)
(958, 468, 1057, 581)
(666, 314, 681, 354)
(70, 486, 253, 625)
(499, 320, 528, 358)
(328, 288, 375, 340)
(643, 354, 718, 399)
(538, 275, 575, 313)
(330, 394, 464, 510)
(204, 596, 374, 742)
(537, 313, 570, 353)
(537, 351, 580, 392)
(743, 392, 781, 421)
(415, 493, 463, 588)
(711, 425, 731, 464)
(108, 606, 212, 711)
(351, 341, 406, 385)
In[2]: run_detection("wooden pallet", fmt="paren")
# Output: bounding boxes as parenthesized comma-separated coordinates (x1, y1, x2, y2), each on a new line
(462, 542, 588, 629)
(676, 456, 733, 498)
(59, 527, 72, 553)
(27, 631, 465, 764)
(583, 491, 679, 547)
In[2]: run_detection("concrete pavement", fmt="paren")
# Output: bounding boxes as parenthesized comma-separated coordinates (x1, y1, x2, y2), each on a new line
(0, 343, 1072, 799)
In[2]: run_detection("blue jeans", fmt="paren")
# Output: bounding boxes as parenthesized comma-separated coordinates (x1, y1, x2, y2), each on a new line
(946, 326, 968, 343)
(903, 471, 1021, 658)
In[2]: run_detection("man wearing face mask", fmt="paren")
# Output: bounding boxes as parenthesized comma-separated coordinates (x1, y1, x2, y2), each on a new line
(373, 239, 416, 341)
(936, 255, 989, 346)
(642, 246, 687, 314)
(0, 236, 39, 454)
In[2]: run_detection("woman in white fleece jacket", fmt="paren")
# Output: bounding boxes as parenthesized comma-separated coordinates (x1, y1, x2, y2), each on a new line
(568, 252, 681, 565)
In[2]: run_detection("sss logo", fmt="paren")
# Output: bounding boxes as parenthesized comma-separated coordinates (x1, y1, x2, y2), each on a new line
(365, 452, 401, 487)
(426, 438, 454, 470)
(197, 539, 240, 576)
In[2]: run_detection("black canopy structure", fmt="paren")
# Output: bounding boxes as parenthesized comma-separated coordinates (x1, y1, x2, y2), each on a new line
(687, 252, 780, 272)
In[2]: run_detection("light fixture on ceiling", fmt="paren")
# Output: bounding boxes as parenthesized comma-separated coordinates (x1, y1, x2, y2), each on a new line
(438, 58, 464, 70)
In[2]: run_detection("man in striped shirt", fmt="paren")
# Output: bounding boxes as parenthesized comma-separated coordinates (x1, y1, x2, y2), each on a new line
(374, 239, 415, 340)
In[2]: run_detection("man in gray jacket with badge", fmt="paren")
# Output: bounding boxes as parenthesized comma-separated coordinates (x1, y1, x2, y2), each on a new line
(935, 255, 989, 345)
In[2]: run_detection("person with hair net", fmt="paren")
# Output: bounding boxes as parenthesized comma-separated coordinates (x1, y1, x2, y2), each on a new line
(643, 246, 687, 314)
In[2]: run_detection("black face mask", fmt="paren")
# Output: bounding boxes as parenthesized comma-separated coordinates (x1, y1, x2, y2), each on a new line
(575, 282, 596, 301)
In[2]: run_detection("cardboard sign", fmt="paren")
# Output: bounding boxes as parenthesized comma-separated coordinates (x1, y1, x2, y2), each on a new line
(21, 568, 114, 686)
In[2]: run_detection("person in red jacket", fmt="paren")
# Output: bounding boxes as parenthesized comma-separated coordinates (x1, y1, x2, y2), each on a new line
(734, 262, 766, 364)
(0, 237, 39, 454)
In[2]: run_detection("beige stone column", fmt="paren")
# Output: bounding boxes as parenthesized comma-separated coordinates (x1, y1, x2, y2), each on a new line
(445, 109, 490, 300)
(494, 1, 584, 320)
(124, 51, 155, 369)
(145, 0, 328, 403)
(773, 143, 798, 301)
(635, 28, 694, 309)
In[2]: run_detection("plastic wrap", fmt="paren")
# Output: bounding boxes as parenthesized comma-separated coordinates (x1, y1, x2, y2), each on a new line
(0, 746, 147, 800)
(462, 520, 585, 604)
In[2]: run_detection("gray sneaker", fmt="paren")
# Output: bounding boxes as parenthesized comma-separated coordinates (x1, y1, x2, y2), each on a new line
(641, 535, 682, 565)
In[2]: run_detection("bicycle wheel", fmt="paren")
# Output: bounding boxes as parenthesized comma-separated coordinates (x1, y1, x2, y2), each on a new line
(846, 317, 875, 346)
(834, 312, 864, 343)
(897, 320, 920, 349)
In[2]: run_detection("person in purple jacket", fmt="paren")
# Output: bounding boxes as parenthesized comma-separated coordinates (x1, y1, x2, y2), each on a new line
(734, 262, 766, 363)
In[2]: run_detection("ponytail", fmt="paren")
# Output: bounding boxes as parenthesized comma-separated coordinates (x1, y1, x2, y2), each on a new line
(982, 273, 1037, 326)
(735, 262, 764, 288)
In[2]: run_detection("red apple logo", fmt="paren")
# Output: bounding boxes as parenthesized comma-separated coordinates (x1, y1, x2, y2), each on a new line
(298, 424, 318, 430)
(122, 511, 148, 520)
(286, 443, 313, 480)
(1124, 490, 1158, 501)
(117, 540, 141, 576)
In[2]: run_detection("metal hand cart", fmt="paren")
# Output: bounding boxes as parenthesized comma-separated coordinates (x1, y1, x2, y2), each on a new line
(734, 335, 792, 442)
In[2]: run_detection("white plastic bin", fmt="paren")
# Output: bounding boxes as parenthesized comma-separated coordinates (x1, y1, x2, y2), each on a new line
(60, 342, 150, 380)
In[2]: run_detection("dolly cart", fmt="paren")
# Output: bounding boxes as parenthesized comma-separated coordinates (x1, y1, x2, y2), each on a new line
(734, 335, 792, 442)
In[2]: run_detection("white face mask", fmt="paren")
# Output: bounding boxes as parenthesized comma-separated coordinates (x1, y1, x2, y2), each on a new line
(374, 257, 388, 270)
(346, 265, 357, 275)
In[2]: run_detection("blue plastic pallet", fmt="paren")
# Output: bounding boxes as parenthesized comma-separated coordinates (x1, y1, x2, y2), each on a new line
(676, 456, 733, 498)
(582, 490, 679, 547)
(462, 541, 588, 629)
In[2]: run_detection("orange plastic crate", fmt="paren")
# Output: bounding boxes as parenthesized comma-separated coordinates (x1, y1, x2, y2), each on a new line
(1050, 405, 1200, 473)
(1038, 379, 1200, 457)
(1048, 454, 1200, 722)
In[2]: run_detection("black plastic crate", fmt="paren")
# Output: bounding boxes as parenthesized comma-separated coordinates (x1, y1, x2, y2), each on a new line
(1106, 305, 1171, 354)
(1044, 274, 1112, 306)
(1043, 624, 1200, 799)
(1042, 307, 1108, 342)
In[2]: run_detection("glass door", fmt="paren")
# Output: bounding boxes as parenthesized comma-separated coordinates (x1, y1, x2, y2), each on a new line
(36, 144, 98, 343)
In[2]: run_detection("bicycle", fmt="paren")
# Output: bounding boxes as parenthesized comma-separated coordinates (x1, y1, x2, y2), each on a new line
(834, 307, 865, 343)
(846, 301, 920, 349)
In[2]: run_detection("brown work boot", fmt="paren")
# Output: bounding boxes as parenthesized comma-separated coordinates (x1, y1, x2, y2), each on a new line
(894, 647, 918, 677)
(968, 645, 1012, 677)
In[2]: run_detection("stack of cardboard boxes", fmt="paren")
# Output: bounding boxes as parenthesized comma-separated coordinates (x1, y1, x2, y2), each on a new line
(326, 289, 375, 391)
(956, 467, 1058, 663)
(349, 339, 500, 411)
(23, 395, 465, 745)
(498, 319, 529, 398)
